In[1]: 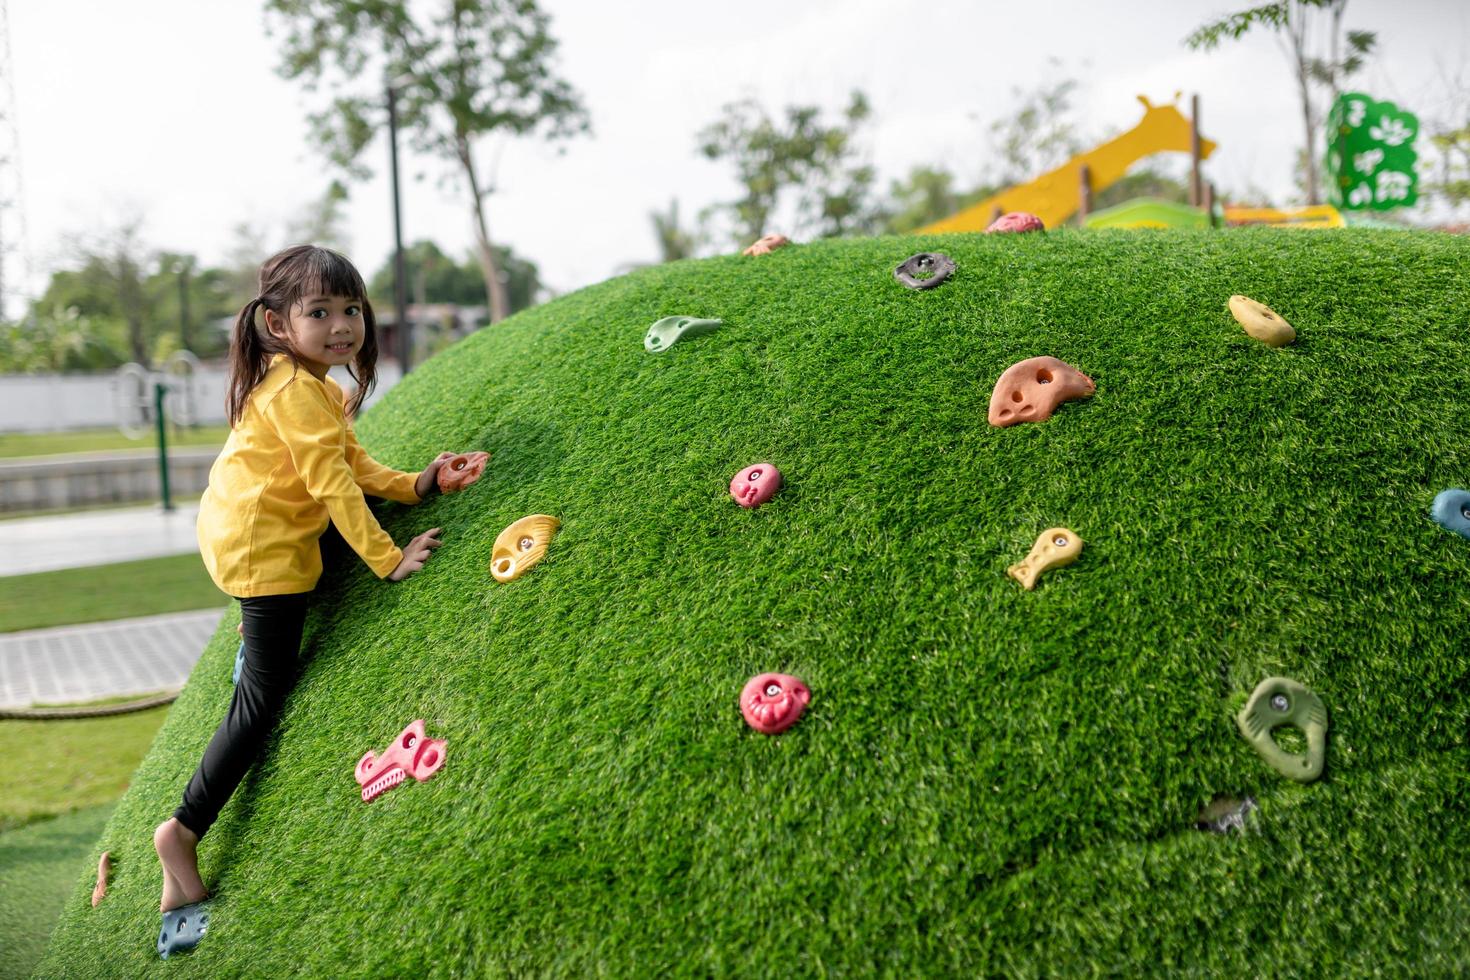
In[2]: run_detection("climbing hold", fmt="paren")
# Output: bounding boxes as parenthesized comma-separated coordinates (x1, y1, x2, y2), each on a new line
(157, 901, 210, 959)
(490, 514, 561, 583)
(355, 719, 447, 803)
(741, 673, 811, 735)
(1430, 488, 1470, 540)
(231, 640, 244, 685)
(1235, 677, 1328, 783)
(1007, 527, 1082, 590)
(91, 851, 110, 907)
(730, 463, 782, 508)
(644, 316, 722, 353)
(437, 451, 490, 494)
(1194, 795, 1257, 835)
(988, 356, 1095, 427)
(742, 233, 789, 256)
(894, 252, 955, 290)
(986, 211, 1045, 233)
(1228, 295, 1296, 347)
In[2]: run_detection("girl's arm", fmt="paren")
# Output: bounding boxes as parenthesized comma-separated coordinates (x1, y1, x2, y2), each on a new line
(342, 425, 424, 504)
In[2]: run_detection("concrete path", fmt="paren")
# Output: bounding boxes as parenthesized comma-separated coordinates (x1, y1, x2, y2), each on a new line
(0, 609, 226, 709)
(0, 502, 202, 576)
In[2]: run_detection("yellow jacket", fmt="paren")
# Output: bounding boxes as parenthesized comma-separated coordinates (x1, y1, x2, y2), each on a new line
(197, 354, 421, 597)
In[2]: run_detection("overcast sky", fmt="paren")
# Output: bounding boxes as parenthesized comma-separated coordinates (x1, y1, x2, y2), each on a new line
(6, 0, 1468, 316)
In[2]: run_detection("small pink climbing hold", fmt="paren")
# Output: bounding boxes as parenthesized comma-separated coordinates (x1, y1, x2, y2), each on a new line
(742, 233, 789, 256)
(730, 463, 782, 508)
(741, 673, 811, 734)
(988, 356, 1095, 427)
(986, 211, 1045, 234)
(355, 719, 447, 803)
(437, 451, 490, 494)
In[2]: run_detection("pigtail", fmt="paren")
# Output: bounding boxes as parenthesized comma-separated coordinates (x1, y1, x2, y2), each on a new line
(343, 295, 379, 419)
(225, 298, 274, 427)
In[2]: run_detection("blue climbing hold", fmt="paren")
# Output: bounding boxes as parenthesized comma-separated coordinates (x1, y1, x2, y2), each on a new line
(157, 901, 210, 959)
(231, 640, 245, 685)
(1430, 489, 1470, 540)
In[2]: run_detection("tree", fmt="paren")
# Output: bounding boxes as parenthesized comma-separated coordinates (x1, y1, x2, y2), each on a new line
(697, 91, 880, 247)
(266, 0, 589, 324)
(365, 239, 542, 317)
(649, 198, 699, 263)
(881, 166, 998, 234)
(987, 72, 1086, 186)
(1185, 0, 1376, 205)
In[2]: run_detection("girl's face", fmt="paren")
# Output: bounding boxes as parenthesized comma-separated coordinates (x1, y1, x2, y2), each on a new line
(265, 292, 366, 379)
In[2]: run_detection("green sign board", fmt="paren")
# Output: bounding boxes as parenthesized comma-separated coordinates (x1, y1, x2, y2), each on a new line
(1326, 92, 1419, 210)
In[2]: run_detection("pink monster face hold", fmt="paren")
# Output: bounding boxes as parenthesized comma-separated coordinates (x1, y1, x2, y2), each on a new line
(986, 211, 1045, 233)
(988, 356, 1095, 427)
(354, 719, 447, 803)
(437, 451, 490, 494)
(730, 463, 782, 508)
(741, 673, 811, 735)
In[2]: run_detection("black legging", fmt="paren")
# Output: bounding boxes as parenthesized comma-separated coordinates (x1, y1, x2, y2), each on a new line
(173, 522, 354, 837)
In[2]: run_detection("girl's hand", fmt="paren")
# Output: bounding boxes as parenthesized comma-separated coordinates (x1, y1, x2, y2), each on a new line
(388, 528, 443, 581)
(415, 452, 459, 500)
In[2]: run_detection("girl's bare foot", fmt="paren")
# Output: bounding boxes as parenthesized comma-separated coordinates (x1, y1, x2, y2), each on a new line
(154, 818, 208, 912)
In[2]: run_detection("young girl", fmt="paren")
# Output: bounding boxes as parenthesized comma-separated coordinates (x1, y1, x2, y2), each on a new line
(153, 244, 471, 916)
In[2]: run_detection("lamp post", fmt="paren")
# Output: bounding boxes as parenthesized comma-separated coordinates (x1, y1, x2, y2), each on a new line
(386, 75, 413, 374)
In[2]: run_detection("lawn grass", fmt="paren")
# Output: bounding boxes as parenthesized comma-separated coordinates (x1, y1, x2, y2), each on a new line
(37, 229, 1470, 975)
(0, 705, 172, 832)
(0, 554, 225, 634)
(0, 426, 229, 459)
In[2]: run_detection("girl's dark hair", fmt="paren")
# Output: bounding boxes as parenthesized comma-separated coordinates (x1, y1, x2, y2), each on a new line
(225, 244, 378, 425)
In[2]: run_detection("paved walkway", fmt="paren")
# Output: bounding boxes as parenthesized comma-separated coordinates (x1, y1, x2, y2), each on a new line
(0, 502, 202, 576)
(0, 609, 226, 709)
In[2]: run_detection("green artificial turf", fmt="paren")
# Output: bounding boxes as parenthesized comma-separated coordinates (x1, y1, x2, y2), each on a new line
(0, 803, 116, 980)
(0, 554, 224, 633)
(37, 230, 1470, 975)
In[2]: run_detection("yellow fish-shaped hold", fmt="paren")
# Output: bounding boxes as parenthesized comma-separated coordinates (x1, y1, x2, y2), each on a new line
(1228, 295, 1296, 348)
(490, 515, 561, 583)
(1007, 527, 1082, 590)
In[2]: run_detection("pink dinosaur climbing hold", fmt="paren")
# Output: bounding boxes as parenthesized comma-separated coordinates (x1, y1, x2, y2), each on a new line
(437, 451, 490, 494)
(730, 463, 782, 508)
(988, 356, 1095, 427)
(355, 719, 447, 803)
(986, 211, 1045, 234)
(741, 673, 811, 735)
(742, 233, 789, 256)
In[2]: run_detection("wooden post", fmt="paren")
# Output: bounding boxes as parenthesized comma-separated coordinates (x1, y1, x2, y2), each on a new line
(1190, 94, 1202, 207)
(1205, 181, 1217, 228)
(989, 204, 1003, 225)
(1078, 164, 1092, 223)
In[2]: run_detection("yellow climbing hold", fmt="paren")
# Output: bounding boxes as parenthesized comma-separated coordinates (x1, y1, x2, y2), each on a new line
(1007, 527, 1083, 590)
(490, 514, 561, 583)
(1228, 295, 1296, 348)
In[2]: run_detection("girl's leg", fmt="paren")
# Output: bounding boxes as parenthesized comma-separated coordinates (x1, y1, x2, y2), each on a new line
(156, 592, 310, 911)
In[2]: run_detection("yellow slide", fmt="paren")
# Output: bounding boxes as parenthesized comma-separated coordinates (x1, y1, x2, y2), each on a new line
(918, 95, 1216, 234)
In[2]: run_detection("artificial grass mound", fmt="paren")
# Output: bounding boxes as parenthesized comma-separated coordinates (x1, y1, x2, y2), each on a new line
(40, 230, 1470, 975)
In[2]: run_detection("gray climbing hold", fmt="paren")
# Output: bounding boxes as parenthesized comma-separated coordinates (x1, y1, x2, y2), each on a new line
(1430, 488, 1470, 540)
(644, 316, 722, 353)
(1194, 794, 1257, 834)
(157, 901, 210, 959)
(894, 252, 955, 290)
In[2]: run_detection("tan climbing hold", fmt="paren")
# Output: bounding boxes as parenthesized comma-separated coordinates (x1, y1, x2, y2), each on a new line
(1228, 295, 1295, 347)
(742, 233, 789, 256)
(1008, 528, 1083, 590)
(92, 851, 111, 907)
(988, 356, 1095, 428)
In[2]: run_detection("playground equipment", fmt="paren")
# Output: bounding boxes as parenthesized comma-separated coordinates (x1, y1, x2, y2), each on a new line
(1229, 295, 1296, 347)
(919, 95, 1216, 233)
(893, 252, 955, 290)
(490, 514, 561, 583)
(1236, 677, 1329, 783)
(988, 356, 1095, 428)
(730, 463, 782, 508)
(112, 350, 204, 511)
(1223, 204, 1345, 228)
(1084, 198, 1211, 230)
(1007, 528, 1083, 591)
(740, 673, 811, 735)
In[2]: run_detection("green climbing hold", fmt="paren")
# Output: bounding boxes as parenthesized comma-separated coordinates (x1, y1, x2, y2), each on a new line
(644, 316, 722, 353)
(1235, 677, 1329, 783)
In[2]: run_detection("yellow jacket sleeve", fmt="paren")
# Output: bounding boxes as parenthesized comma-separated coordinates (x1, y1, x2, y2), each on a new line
(344, 426, 422, 504)
(264, 379, 404, 579)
